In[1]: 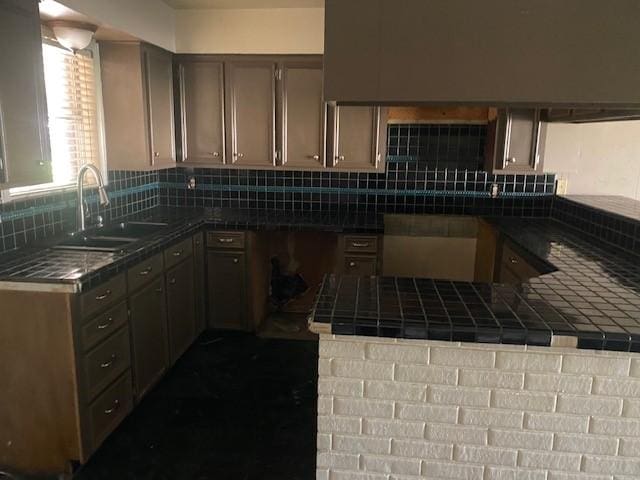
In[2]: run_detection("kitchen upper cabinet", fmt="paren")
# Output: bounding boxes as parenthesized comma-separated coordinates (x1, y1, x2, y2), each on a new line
(166, 257, 196, 364)
(329, 106, 387, 171)
(225, 61, 276, 167)
(100, 42, 175, 171)
(487, 108, 545, 173)
(129, 276, 168, 400)
(177, 59, 225, 164)
(278, 60, 325, 169)
(0, 0, 52, 187)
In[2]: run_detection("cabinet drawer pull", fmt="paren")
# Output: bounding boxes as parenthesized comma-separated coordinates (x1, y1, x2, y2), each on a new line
(172, 249, 183, 257)
(218, 238, 234, 243)
(509, 257, 519, 265)
(138, 266, 153, 276)
(351, 242, 370, 248)
(232, 258, 239, 264)
(155, 287, 164, 293)
(104, 399, 120, 415)
(154, 151, 160, 158)
(349, 261, 357, 267)
(100, 354, 117, 369)
(169, 278, 176, 285)
(336, 155, 345, 161)
(308, 155, 320, 160)
(97, 317, 114, 330)
(95, 289, 112, 301)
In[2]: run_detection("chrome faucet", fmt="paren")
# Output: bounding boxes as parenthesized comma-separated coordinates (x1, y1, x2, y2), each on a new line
(76, 164, 110, 232)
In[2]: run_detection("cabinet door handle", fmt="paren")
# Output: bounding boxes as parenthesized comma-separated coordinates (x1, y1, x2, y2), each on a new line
(336, 155, 345, 161)
(210, 152, 220, 157)
(95, 289, 112, 301)
(139, 266, 153, 276)
(349, 261, 356, 267)
(97, 317, 114, 330)
(233, 258, 239, 264)
(351, 242, 369, 248)
(155, 287, 164, 293)
(218, 238, 234, 244)
(233, 152, 244, 158)
(100, 354, 117, 369)
(509, 257, 519, 265)
(172, 249, 183, 257)
(169, 278, 176, 285)
(154, 151, 160, 158)
(104, 399, 120, 415)
(308, 155, 320, 160)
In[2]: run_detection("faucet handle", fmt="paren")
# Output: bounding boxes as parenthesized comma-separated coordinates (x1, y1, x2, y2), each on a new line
(96, 215, 104, 227)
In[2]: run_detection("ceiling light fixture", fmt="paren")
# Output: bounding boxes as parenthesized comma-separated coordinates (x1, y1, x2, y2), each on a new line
(48, 21, 97, 52)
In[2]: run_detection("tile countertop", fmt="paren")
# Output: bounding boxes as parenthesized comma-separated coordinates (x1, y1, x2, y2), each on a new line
(310, 218, 640, 352)
(2, 206, 640, 352)
(0, 207, 383, 292)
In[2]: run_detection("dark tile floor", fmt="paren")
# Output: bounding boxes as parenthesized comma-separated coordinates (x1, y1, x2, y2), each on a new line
(74, 331, 319, 480)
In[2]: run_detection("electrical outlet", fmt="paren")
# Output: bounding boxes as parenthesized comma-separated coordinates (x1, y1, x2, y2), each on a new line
(556, 178, 568, 195)
(187, 177, 196, 190)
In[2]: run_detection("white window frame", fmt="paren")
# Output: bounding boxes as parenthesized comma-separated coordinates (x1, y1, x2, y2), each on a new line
(0, 35, 108, 203)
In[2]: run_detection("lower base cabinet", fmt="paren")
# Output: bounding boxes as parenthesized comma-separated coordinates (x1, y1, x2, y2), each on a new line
(129, 276, 169, 400)
(166, 258, 196, 364)
(207, 249, 247, 330)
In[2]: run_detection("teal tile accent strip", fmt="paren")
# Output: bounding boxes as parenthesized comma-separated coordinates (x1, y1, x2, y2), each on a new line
(159, 182, 549, 198)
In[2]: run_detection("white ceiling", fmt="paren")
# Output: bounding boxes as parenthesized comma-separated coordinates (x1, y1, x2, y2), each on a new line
(163, 0, 323, 9)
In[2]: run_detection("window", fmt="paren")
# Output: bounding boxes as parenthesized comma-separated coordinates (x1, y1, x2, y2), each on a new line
(6, 38, 105, 197)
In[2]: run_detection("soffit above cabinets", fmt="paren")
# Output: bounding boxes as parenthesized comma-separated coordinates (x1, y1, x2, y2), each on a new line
(324, 0, 640, 107)
(163, 0, 323, 9)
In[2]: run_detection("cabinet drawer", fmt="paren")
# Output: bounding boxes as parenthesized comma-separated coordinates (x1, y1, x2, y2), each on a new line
(88, 371, 133, 452)
(83, 326, 131, 401)
(80, 273, 127, 319)
(207, 231, 245, 250)
(81, 302, 128, 352)
(344, 255, 377, 276)
(344, 235, 378, 254)
(127, 252, 164, 292)
(164, 237, 193, 269)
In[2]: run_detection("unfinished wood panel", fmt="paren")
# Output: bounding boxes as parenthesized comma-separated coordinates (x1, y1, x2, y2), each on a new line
(474, 219, 498, 282)
(0, 290, 81, 474)
(388, 106, 490, 123)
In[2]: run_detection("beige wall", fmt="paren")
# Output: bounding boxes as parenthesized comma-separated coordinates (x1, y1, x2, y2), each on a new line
(57, 0, 176, 51)
(544, 121, 640, 200)
(175, 7, 324, 53)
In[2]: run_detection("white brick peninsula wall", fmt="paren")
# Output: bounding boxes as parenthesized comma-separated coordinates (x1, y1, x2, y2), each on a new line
(316, 335, 640, 480)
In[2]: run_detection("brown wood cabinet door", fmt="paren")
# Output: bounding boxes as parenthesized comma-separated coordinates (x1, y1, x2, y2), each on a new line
(144, 45, 175, 167)
(193, 233, 206, 335)
(279, 61, 325, 169)
(331, 106, 387, 171)
(129, 276, 168, 400)
(225, 62, 276, 167)
(166, 258, 196, 364)
(179, 61, 225, 164)
(0, 0, 51, 187)
(207, 250, 247, 331)
(344, 255, 377, 276)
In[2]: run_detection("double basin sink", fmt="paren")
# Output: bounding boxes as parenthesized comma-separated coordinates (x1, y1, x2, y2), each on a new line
(54, 222, 170, 252)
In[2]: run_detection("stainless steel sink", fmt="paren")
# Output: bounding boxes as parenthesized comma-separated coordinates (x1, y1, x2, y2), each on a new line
(53, 221, 169, 252)
(93, 221, 169, 239)
(53, 235, 137, 252)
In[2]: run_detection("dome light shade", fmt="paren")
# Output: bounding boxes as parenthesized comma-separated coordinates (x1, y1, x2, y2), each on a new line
(49, 21, 97, 52)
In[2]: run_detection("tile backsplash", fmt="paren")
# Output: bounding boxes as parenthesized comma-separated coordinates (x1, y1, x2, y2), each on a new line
(551, 195, 640, 257)
(0, 170, 159, 253)
(387, 123, 487, 170)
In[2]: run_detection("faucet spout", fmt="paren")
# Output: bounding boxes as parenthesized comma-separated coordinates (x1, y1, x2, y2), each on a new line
(77, 164, 110, 232)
